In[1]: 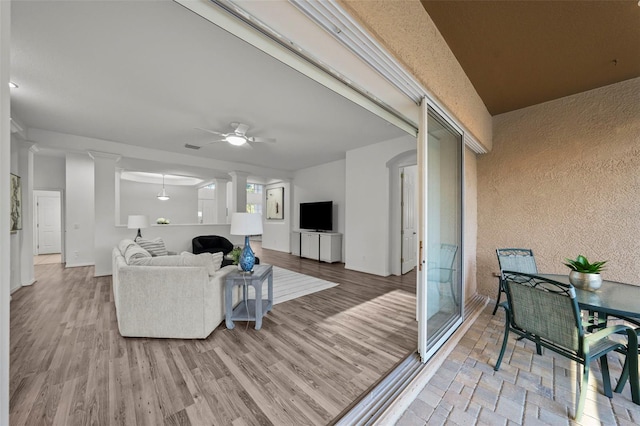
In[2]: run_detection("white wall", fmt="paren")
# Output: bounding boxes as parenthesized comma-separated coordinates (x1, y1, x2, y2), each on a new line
(16, 139, 36, 290)
(65, 153, 95, 267)
(9, 138, 20, 293)
(261, 181, 291, 253)
(293, 159, 345, 232)
(345, 135, 416, 276)
(34, 153, 65, 190)
(1, 1, 11, 422)
(119, 180, 198, 225)
(292, 159, 346, 257)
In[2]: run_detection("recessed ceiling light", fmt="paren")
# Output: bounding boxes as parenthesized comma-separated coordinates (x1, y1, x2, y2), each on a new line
(9, 82, 18, 89)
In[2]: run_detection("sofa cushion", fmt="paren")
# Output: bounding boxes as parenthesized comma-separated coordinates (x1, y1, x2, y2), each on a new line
(124, 243, 152, 264)
(128, 252, 223, 277)
(135, 237, 168, 257)
(180, 251, 223, 276)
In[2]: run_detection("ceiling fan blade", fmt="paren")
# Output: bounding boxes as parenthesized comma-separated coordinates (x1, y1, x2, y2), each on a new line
(247, 136, 276, 144)
(232, 122, 250, 135)
(195, 127, 227, 137)
(184, 138, 226, 150)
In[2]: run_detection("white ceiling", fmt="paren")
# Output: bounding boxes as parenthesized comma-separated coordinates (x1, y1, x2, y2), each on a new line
(10, 0, 409, 181)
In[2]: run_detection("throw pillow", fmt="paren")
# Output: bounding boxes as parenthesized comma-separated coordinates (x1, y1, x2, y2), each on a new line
(124, 244, 152, 264)
(118, 239, 137, 256)
(135, 237, 168, 257)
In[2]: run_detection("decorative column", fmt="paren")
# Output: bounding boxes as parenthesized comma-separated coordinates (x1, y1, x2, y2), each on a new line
(18, 142, 38, 287)
(89, 151, 121, 277)
(228, 171, 249, 214)
(213, 177, 229, 223)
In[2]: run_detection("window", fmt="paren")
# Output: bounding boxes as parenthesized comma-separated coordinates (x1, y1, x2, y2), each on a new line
(246, 183, 263, 193)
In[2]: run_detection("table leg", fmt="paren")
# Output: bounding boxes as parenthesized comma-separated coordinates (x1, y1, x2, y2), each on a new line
(225, 282, 235, 330)
(267, 272, 273, 313)
(254, 280, 263, 330)
(629, 329, 639, 404)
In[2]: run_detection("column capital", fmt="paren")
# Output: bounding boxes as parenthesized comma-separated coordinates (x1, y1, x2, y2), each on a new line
(228, 171, 249, 179)
(87, 150, 121, 162)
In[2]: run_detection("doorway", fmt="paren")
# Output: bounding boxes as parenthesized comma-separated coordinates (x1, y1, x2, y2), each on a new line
(33, 190, 62, 262)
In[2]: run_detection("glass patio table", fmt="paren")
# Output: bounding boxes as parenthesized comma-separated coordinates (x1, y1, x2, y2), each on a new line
(537, 274, 640, 404)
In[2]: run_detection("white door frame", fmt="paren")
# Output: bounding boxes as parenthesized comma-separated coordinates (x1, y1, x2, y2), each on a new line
(400, 165, 418, 274)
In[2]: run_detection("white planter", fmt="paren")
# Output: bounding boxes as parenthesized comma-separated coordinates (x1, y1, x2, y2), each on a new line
(568, 271, 602, 291)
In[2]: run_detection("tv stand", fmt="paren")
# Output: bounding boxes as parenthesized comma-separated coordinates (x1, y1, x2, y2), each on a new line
(291, 231, 342, 263)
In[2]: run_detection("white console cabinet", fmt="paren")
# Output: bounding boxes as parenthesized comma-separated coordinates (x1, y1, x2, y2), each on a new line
(291, 231, 342, 263)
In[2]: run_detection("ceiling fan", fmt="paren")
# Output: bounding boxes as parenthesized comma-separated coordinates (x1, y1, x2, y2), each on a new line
(186, 122, 276, 149)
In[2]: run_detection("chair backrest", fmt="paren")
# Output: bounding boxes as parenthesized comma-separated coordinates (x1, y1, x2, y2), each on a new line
(428, 244, 458, 283)
(192, 235, 234, 255)
(440, 243, 458, 270)
(503, 271, 582, 351)
(496, 248, 537, 276)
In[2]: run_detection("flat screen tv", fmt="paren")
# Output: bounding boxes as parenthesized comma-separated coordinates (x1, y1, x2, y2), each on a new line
(299, 201, 333, 232)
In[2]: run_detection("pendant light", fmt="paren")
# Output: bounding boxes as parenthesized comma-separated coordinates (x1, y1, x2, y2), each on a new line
(157, 174, 170, 201)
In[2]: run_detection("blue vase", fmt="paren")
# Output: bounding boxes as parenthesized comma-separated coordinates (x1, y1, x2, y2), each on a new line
(239, 236, 255, 272)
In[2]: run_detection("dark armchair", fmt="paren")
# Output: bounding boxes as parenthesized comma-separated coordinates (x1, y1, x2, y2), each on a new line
(192, 235, 235, 267)
(191, 235, 259, 267)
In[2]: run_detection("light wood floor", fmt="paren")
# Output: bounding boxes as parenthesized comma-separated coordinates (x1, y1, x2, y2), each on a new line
(10, 245, 417, 425)
(33, 253, 62, 265)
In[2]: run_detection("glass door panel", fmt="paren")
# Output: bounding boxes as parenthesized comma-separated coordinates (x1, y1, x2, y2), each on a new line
(425, 107, 463, 347)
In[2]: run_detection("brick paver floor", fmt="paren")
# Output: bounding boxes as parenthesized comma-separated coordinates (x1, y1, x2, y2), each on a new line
(396, 305, 640, 425)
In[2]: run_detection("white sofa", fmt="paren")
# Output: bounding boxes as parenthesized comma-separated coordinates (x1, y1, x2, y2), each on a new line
(112, 240, 239, 339)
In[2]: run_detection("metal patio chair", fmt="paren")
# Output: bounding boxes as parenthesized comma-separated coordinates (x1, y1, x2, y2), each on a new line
(427, 243, 458, 306)
(492, 248, 538, 315)
(494, 271, 638, 421)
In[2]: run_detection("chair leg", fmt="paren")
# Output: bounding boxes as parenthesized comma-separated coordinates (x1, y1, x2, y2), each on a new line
(494, 306, 511, 371)
(600, 355, 613, 398)
(615, 356, 629, 393)
(627, 330, 639, 404)
(575, 362, 590, 421)
(449, 279, 459, 307)
(492, 280, 504, 315)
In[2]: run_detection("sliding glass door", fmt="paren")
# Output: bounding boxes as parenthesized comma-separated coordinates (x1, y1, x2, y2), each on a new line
(419, 105, 463, 358)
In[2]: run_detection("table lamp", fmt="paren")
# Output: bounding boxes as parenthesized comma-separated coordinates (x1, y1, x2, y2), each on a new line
(127, 215, 149, 239)
(230, 212, 263, 272)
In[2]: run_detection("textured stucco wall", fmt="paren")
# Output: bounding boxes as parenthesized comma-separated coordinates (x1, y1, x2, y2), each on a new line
(464, 147, 478, 301)
(477, 78, 640, 297)
(339, 0, 492, 151)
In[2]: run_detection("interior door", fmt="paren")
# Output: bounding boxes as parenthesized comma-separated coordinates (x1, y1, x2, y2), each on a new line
(35, 191, 61, 254)
(401, 165, 417, 274)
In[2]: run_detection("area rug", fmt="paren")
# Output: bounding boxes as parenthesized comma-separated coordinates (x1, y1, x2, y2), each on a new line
(247, 266, 339, 305)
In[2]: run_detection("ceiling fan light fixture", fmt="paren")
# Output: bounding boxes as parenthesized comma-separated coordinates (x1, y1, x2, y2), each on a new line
(226, 135, 246, 146)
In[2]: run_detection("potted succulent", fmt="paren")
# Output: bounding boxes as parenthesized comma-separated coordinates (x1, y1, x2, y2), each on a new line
(563, 255, 607, 291)
(229, 247, 243, 268)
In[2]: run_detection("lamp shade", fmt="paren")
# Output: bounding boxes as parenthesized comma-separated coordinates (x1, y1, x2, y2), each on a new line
(230, 213, 263, 236)
(127, 215, 149, 229)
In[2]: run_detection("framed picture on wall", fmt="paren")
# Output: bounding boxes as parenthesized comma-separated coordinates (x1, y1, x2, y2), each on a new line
(10, 173, 22, 232)
(266, 187, 284, 220)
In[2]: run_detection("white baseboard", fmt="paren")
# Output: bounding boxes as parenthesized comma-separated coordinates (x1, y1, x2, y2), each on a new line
(21, 279, 36, 287)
